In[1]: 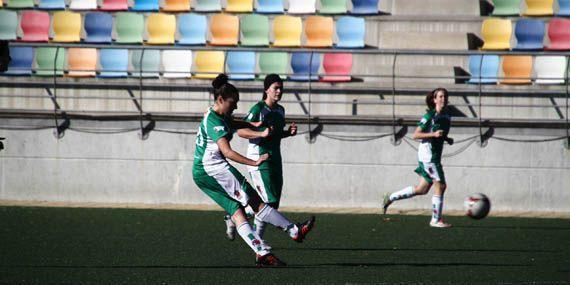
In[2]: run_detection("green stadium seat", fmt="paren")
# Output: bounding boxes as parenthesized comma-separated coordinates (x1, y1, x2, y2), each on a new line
(240, 14, 270, 46)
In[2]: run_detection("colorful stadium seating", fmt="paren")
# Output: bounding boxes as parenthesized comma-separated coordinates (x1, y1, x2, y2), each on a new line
(131, 49, 161, 78)
(194, 0, 222, 11)
(258, 52, 288, 79)
(35, 47, 65, 76)
(557, 0, 570, 16)
(481, 18, 512, 50)
(273, 15, 302, 47)
(100, 0, 129, 11)
(177, 13, 207, 45)
(256, 0, 284, 13)
(500, 55, 532, 84)
(523, 0, 553, 16)
(336, 16, 366, 48)
(7, 0, 35, 8)
(351, 0, 379, 14)
(290, 52, 321, 81)
(209, 14, 239, 46)
(84, 12, 114, 43)
(240, 14, 270, 46)
(52, 11, 82, 43)
(467, 55, 500, 84)
(69, 0, 97, 10)
(146, 13, 176, 45)
(514, 19, 544, 50)
(534, 56, 567, 84)
(305, 16, 334, 47)
(67, 48, 97, 77)
(162, 50, 193, 78)
(162, 0, 191, 11)
(287, 0, 316, 14)
(38, 0, 66, 9)
(226, 0, 253, 12)
(0, 11, 18, 41)
(2, 47, 33, 76)
(131, 0, 159, 11)
(320, 0, 348, 14)
(545, 18, 570, 50)
(194, 51, 225, 79)
(115, 13, 144, 44)
(227, 51, 256, 80)
(491, 0, 521, 16)
(20, 11, 50, 42)
(98, 49, 129, 78)
(321, 53, 352, 82)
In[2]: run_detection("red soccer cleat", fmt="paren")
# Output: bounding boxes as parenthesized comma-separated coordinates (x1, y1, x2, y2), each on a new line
(256, 253, 287, 267)
(292, 216, 316, 243)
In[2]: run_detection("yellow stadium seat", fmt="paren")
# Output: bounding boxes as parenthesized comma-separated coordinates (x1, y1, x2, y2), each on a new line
(225, 0, 253, 12)
(52, 11, 82, 43)
(194, 51, 225, 79)
(500, 55, 532, 84)
(481, 18, 512, 50)
(67, 48, 97, 77)
(305, 16, 334, 47)
(273, 15, 302, 47)
(524, 0, 554, 16)
(146, 13, 176, 44)
(162, 0, 191, 11)
(209, 14, 239, 46)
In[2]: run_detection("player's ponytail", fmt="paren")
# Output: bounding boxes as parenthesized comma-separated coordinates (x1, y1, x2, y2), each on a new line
(212, 74, 239, 101)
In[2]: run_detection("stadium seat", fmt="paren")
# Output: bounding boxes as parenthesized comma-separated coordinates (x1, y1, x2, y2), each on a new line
(290, 52, 321, 81)
(319, 0, 348, 14)
(38, 0, 66, 10)
(69, 0, 97, 10)
(258, 52, 288, 79)
(131, 49, 161, 78)
(20, 11, 50, 42)
(98, 49, 129, 78)
(500, 55, 532, 84)
(481, 18, 512, 50)
(523, 0, 553, 16)
(209, 14, 239, 46)
(320, 53, 352, 82)
(146, 13, 176, 45)
(336, 16, 365, 48)
(240, 14, 270, 46)
(52, 11, 82, 43)
(67, 48, 97, 77)
(226, 0, 253, 12)
(256, 0, 284, 13)
(351, 0, 379, 14)
(467, 55, 500, 84)
(0, 11, 18, 41)
(2, 47, 33, 76)
(557, 0, 570, 16)
(131, 0, 159, 11)
(287, 0, 316, 14)
(6, 0, 34, 8)
(273, 15, 302, 47)
(84, 12, 113, 43)
(162, 0, 190, 11)
(177, 14, 207, 45)
(305, 16, 334, 48)
(514, 19, 544, 50)
(35, 47, 65, 76)
(162, 50, 192, 78)
(534, 56, 567, 84)
(100, 0, 129, 11)
(194, 0, 222, 11)
(115, 13, 145, 44)
(193, 51, 225, 79)
(227, 51, 255, 80)
(491, 0, 521, 16)
(545, 18, 570, 50)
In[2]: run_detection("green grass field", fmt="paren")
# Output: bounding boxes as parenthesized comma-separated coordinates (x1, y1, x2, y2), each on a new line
(1, 206, 569, 284)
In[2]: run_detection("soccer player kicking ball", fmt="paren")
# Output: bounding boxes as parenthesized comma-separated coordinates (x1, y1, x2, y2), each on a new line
(193, 74, 315, 267)
(382, 88, 454, 228)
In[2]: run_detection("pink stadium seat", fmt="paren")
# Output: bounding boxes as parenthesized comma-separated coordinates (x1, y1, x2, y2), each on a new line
(546, 18, 570, 50)
(20, 11, 50, 42)
(100, 0, 129, 11)
(320, 53, 352, 82)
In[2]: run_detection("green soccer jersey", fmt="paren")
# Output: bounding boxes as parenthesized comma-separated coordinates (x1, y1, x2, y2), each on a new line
(244, 101, 286, 171)
(417, 109, 451, 163)
(193, 108, 234, 176)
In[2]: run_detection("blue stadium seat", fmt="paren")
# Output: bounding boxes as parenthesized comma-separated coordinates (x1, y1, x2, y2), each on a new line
(227, 51, 256, 80)
(351, 0, 379, 14)
(467, 55, 500, 84)
(2, 47, 34, 76)
(194, 0, 221, 11)
(38, 0, 66, 9)
(336, 16, 365, 48)
(98, 49, 129, 78)
(256, 0, 284, 13)
(514, 19, 544, 50)
(84, 13, 113, 44)
(131, 0, 159, 11)
(290, 52, 321, 81)
(177, 13, 207, 45)
(557, 0, 570, 16)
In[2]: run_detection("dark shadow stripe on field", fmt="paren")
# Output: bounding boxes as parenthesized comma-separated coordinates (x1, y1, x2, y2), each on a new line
(453, 225, 570, 231)
(315, 262, 530, 268)
(0, 265, 307, 269)
(277, 247, 556, 253)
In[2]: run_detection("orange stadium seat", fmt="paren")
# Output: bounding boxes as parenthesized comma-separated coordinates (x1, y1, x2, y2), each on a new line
(500, 55, 532, 84)
(209, 14, 239, 46)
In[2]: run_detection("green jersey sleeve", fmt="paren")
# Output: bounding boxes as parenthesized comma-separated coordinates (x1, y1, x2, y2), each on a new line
(418, 111, 434, 132)
(244, 103, 263, 123)
(206, 113, 229, 142)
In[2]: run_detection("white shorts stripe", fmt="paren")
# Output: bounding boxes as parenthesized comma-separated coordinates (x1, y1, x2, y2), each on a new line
(249, 170, 269, 203)
(212, 169, 249, 207)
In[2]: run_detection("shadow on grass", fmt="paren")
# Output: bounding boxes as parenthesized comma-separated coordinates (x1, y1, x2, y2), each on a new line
(279, 247, 556, 253)
(453, 225, 570, 231)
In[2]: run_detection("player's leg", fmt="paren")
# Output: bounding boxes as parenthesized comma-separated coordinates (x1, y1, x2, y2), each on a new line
(428, 164, 451, 228)
(382, 166, 432, 214)
(250, 168, 283, 241)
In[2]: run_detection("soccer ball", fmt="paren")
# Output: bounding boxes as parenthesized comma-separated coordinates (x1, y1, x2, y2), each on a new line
(464, 193, 491, 220)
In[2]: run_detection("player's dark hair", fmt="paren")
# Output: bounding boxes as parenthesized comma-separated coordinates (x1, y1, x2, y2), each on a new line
(262, 74, 283, 100)
(426, 88, 448, 110)
(212, 74, 239, 101)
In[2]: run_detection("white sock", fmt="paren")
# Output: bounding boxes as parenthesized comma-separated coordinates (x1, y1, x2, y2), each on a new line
(236, 221, 270, 256)
(254, 216, 267, 239)
(244, 205, 256, 219)
(431, 195, 444, 222)
(256, 204, 299, 238)
(389, 186, 415, 202)
(224, 215, 235, 228)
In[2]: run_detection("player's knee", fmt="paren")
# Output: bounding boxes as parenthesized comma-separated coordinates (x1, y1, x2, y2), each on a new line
(414, 185, 430, 195)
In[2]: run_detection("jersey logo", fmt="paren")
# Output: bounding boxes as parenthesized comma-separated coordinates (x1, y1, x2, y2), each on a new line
(213, 126, 226, 133)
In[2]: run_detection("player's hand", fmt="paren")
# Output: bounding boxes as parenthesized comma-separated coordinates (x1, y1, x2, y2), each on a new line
(255, 153, 270, 165)
(250, 121, 263, 128)
(288, 122, 297, 136)
(433, 130, 444, 138)
(445, 137, 454, 145)
(261, 126, 273, 138)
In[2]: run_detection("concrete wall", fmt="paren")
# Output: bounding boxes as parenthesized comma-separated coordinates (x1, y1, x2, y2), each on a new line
(1, 120, 569, 214)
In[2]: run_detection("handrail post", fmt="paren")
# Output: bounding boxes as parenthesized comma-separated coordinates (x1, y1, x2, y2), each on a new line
(52, 46, 68, 139)
(390, 52, 402, 146)
(566, 56, 569, 149)
(137, 48, 154, 140)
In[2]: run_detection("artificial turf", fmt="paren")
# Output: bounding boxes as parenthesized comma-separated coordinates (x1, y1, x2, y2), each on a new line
(1, 206, 569, 284)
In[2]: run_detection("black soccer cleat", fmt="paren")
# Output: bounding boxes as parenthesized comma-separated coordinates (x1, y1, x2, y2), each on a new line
(256, 253, 287, 267)
(292, 216, 316, 243)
